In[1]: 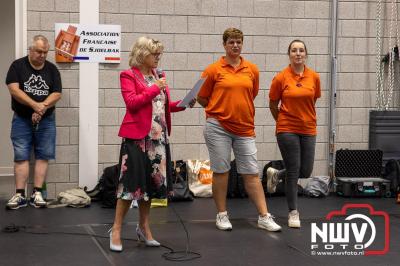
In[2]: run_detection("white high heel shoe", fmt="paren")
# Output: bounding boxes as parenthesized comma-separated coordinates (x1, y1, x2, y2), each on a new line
(109, 228, 123, 252)
(136, 225, 161, 247)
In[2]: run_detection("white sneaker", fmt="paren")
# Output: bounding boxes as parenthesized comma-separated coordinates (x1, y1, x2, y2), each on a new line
(30, 191, 47, 208)
(258, 213, 282, 232)
(216, 211, 232, 231)
(130, 200, 138, 208)
(288, 210, 301, 228)
(266, 168, 280, 193)
(6, 193, 28, 210)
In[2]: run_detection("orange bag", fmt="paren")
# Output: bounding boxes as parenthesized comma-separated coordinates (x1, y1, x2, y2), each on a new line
(198, 167, 213, 184)
(187, 160, 213, 197)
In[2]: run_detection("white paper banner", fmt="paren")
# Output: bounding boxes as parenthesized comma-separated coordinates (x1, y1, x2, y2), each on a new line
(55, 23, 121, 63)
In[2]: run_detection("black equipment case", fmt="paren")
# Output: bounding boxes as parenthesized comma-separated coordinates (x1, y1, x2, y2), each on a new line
(334, 149, 391, 197)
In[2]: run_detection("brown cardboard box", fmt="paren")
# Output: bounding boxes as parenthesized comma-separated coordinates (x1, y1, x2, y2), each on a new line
(55, 25, 80, 62)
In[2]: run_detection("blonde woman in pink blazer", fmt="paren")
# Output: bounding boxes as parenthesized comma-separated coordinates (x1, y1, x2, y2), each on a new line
(109, 36, 194, 252)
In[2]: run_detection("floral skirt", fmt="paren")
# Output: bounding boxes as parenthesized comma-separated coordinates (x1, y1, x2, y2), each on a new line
(116, 138, 171, 201)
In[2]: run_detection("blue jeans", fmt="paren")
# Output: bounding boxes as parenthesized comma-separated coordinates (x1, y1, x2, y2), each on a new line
(277, 133, 316, 211)
(10, 113, 56, 161)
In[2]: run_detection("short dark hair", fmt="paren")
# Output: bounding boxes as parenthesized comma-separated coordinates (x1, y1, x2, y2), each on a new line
(223, 28, 244, 44)
(287, 39, 307, 55)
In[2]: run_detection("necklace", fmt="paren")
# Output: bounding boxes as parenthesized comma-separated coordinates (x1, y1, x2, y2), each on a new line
(143, 75, 155, 85)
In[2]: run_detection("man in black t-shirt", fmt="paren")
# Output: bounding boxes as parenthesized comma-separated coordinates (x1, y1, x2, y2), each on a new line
(5, 35, 62, 209)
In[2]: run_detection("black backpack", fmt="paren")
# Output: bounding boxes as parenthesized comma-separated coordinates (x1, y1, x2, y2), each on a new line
(86, 164, 120, 208)
(227, 160, 247, 198)
(169, 160, 193, 202)
(383, 159, 400, 197)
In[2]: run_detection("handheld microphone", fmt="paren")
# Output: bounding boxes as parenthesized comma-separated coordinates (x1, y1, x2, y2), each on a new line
(156, 68, 164, 79)
(156, 68, 166, 93)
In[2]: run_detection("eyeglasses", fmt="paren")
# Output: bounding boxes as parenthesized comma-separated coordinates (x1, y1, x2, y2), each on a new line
(151, 53, 162, 59)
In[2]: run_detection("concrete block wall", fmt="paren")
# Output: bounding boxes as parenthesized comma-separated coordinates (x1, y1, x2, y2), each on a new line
(26, 0, 80, 198)
(336, 0, 400, 153)
(22, 0, 397, 198)
(100, 0, 334, 176)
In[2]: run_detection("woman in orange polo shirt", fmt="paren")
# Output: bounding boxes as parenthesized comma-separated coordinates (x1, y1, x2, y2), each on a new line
(267, 40, 321, 228)
(197, 28, 281, 232)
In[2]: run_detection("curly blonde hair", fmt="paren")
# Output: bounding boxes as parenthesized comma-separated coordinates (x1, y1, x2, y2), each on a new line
(128, 36, 164, 67)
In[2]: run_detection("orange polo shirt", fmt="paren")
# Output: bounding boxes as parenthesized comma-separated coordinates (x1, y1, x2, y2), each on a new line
(269, 65, 321, 135)
(198, 56, 259, 137)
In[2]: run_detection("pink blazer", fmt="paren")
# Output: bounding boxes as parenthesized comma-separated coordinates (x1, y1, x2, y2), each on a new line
(118, 66, 184, 140)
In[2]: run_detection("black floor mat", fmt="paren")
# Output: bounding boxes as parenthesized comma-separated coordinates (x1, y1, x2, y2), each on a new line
(1, 196, 399, 266)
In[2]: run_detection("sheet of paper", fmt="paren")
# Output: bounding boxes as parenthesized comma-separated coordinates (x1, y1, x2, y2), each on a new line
(177, 77, 207, 108)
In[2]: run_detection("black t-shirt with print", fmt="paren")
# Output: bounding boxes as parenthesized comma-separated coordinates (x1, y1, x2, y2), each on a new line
(5, 56, 62, 118)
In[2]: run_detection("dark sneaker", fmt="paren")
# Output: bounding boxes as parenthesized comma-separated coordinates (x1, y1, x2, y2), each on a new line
(30, 191, 47, 208)
(6, 193, 28, 210)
